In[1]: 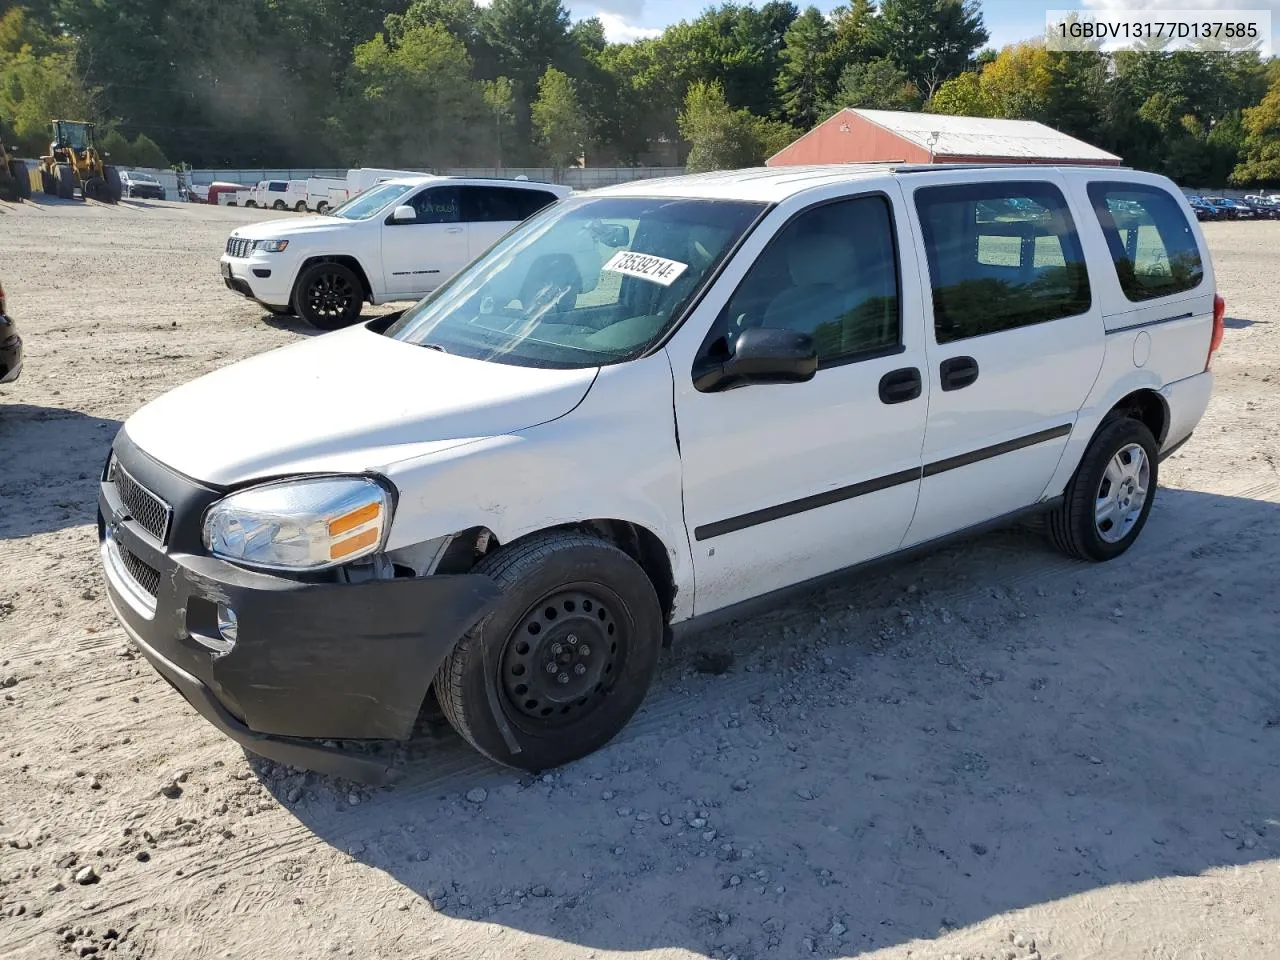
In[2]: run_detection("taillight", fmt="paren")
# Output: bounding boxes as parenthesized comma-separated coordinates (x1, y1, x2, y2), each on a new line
(1207, 293, 1225, 370)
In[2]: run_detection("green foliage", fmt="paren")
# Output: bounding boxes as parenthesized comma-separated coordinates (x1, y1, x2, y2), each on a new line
(825, 57, 922, 113)
(874, 0, 988, 98)
(532, 67, 585, 167)
(679, 80, 781, 171)
(776, 7, 833, 128)
(98, 129, 172, 169)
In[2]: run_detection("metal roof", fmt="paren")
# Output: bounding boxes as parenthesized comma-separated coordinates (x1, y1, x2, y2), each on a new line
(851, 109, 1122, 163)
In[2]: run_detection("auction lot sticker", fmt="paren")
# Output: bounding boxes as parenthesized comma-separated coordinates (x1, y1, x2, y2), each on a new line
(603, 251, 689, 286)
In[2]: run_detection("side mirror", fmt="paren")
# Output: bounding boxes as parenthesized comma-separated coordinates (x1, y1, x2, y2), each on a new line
(693, 327, 818, 392)
(391, 205, 416, 223)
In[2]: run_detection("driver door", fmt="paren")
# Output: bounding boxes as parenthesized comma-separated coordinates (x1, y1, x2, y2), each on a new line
(666, 186, 929, 616)
(381, 186, 469, 297)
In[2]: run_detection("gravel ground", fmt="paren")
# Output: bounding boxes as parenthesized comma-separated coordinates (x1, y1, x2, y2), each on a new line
(1, 197, 1278, 960)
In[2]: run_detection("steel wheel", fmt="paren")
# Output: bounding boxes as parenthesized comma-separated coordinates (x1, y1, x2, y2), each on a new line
(1095, 442, 1149, 543)
(500, 587, 626, 726)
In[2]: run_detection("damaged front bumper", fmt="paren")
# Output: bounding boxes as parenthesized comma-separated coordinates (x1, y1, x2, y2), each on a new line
(98, 430, 499, 783)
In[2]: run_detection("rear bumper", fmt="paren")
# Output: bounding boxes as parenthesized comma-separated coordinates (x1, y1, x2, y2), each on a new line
(1159, 370, 1214, 454)
(98, 430, 501, 781)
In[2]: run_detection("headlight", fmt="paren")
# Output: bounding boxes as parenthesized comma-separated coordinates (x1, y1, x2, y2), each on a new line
(202, 476, 392, 571)
(254, 239, 289, 253)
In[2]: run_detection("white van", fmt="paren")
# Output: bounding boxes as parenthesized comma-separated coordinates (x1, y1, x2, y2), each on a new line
(347, 167, 422, 196)
(103, 164, 1221, 781)
(219, 176, 572, 327)
(306, 177, 347, 213)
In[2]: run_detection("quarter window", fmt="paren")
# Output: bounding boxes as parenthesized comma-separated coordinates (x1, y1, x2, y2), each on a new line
(915, 182, 1091, 344)
(1087, 182, 1204, 301)
(708, 194, 901, 365)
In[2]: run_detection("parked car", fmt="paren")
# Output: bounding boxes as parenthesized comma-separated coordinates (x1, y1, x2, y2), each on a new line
(1, 279, 21, 384)
(306, 177, 348, 214)
(119, 170, 166, 200)
(1206, 197, 1252, 219)
(104, 164, 1222, 780)
(219, 176, 573, 328)
(1242, 197, 1280, 219)
(1187, 196, 1219, 221)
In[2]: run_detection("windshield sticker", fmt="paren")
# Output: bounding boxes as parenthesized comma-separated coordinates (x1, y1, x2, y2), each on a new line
(602, 251, 689, 287)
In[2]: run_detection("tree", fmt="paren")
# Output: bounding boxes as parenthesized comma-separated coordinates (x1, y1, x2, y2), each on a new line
(1232, 72, 1280, 183)
(978, 41, 1053, 119)
(336, 22, 487, 167)
(481, 0, 573, 153)
(531, 67, 585, 167)
(482, 76, 516, 167)
(874, 0, 988, 99)
(826, 0, 877, 74)
(679, 80, 782, 171)
(824, 57, 921, 113)
(927, 71, 988, 116)
(776, 6, 833, 128)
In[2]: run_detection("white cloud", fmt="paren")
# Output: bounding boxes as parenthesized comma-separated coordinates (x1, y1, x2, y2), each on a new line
(596, 11, 662, 42)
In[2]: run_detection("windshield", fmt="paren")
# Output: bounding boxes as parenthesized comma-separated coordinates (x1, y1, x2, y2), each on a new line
(385, 195, 765, 368)
(330, 182, 415, 220)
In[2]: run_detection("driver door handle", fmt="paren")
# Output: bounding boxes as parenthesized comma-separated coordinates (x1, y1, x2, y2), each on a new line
(878, 367, 922, 404)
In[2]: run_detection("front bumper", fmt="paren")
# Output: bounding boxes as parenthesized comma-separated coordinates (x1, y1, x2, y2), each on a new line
(99, 429, 500, 782)
(219, 254, 295, 308)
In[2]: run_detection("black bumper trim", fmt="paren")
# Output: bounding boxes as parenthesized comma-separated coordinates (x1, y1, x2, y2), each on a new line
(111, 589, 400, 783)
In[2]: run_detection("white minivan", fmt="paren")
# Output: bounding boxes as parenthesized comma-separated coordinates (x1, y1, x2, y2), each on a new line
(219, 176, 572, 328)
(103, 164, 1221, 782)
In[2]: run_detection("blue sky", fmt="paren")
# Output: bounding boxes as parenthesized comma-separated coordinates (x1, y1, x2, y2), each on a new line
(567, 0, 1280, 48)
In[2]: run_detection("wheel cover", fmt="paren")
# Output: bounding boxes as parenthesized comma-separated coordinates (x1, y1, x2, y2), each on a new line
(1095, 442, 1150, 543)
(306, 271, 355, 319)
(500, 587, 625, 724)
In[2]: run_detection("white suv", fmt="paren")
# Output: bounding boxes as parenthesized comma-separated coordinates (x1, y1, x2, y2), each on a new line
(219, 176, 572, 328)
(103, 164, 1221, 781)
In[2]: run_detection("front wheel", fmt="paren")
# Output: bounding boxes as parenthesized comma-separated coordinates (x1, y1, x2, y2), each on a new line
(103, 165, 123, 203)
(435, 532, 663, 771)
(55, 163, 75, 200)
(1048, 417, 1159, 562)
(292, 261, 363, 330)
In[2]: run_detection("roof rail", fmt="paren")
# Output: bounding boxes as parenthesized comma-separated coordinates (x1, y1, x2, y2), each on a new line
(888, 161, 1133, 173)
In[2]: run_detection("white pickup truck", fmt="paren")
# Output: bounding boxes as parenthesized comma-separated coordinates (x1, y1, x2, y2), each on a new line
(219, 175, 573, 327)
(108, 164, 1221, 781)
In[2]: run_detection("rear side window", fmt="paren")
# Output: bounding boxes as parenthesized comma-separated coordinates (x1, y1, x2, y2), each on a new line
(1087, 182, 1204, 302)
(915, 182, 1091, 344)
(461, 187, 558, 223)
(269, 182, 286, 192)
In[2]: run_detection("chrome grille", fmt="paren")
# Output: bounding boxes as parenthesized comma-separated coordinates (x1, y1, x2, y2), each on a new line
(119, 543, 161, 598)
(115, 465, 171, 544)
(225, 237, 254, 258)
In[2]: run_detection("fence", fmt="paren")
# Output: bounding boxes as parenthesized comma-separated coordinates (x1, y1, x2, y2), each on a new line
(188, 166, 686, 188)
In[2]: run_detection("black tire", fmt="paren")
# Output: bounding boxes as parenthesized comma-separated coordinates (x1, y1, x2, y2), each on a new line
(273, 199, 286, 210)
(245, 199, 257, 208)
(316, 201, 329, 214)
(292, 261, 363, 330)
(294, 201, 307, 212)
(40, 168, 56, 195)
(1048, 416, 1159, 562)
(10, 161, 31, 201)
(435, 532, 663, 771)
(83, 175, 105, 201)
(103, 165, 123, 203)
(55, 163, 75, 199)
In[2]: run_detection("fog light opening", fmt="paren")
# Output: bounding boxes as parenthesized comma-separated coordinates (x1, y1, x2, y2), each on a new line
(216, 604, 239, 644)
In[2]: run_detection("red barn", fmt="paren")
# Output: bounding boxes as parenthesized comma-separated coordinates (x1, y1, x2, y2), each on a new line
(768, 109, 1122, 167)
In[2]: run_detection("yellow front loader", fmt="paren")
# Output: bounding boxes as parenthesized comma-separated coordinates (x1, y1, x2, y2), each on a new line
(38, 120, 122, 202)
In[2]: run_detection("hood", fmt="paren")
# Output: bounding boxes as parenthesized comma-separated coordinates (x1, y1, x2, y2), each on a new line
(229, 216, 346, 240)
(123, 325, 598, 487)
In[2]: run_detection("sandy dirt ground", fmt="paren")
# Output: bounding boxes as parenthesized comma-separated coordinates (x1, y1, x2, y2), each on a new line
(1, 196, 1278, 960)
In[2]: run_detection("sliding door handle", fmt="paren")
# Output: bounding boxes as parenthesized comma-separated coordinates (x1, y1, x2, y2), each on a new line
(940, 356, 979, 391)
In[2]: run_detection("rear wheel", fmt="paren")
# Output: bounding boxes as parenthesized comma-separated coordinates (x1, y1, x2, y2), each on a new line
(316, 201, 329, 214)
(83, 175, 105, 201)
(40, 168, 56, 195)
(294, 200, 307, 212)
(434, 532, 663, 771)
(292, 261, 363, 330)
(1048, 417, 1159, 562)
(103, 165, 123, 203)
(273, 199, 286, 210)
(9, 161, 31, 200)
(55, 163, 75, 200)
